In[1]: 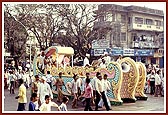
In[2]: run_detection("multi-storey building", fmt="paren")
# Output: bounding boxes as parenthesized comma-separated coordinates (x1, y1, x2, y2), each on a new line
(93, 4, 164, 68)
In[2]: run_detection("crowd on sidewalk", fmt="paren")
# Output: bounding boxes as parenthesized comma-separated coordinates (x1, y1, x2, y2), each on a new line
(144, 64, 164, 97)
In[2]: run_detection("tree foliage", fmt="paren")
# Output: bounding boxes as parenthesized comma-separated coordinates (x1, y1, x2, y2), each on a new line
(4, 4, 102, 58)
(4, 5, 28, 59)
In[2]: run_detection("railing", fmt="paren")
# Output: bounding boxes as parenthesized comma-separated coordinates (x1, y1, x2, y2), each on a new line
(132, 41, 161, 48)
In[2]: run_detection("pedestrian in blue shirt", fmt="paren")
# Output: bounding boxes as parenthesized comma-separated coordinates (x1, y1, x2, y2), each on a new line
(29, 93, 38, 111)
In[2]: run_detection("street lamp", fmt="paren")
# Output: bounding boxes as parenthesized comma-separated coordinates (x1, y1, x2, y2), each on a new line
(27, 30, 35, 77)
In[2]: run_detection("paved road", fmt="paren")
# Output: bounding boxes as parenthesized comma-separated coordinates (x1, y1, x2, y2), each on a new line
(3, 87, 165, 112)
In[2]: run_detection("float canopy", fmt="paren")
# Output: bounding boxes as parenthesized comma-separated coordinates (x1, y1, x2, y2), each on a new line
(55, 46, 74, 55)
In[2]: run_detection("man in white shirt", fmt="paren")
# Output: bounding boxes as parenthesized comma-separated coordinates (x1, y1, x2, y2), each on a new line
(38, 76, 53, 104)
(76, 77, 82, 99)
(116, 55, 122, 63)
(98, 74, 111, 109)
(154, 70, 162, 97)
(103, 52, 111, 66)
(71, 74, 78, 108)
(83, 54, 90, 67)
(95, 73, 110, 111)
(59, 96, 69, 111)
(46, 71, 53, 89)
(9, 70, 16, 94)
(25, 72, 30, 88)
(39, 95, 59, 111)
(91, 72, 99, 101)
(38, 52, 45, 73)
(99, 59, 107, 68)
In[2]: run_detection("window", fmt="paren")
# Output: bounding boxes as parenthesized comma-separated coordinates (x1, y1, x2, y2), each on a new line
(121, 15, 126, 23)
(146, 19, 153, 25)
(135, 17, 143, 24)
(128, 17, 132, 24)
(106, 13, 112, 21)
(155, 20, 162, 26)
(131, 33, 137, 41)
(113, 33, 117, 41)
(120, 33, 126, 41)
(99, 16, 104, 22)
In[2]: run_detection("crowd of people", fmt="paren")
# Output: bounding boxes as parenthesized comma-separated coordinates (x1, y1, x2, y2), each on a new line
(5, 69, 113, 111)
(144, 64, 164, 97)
(4, 52, 164, 111)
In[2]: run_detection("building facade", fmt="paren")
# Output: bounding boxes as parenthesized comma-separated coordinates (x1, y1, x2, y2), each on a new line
(93, 4, 164, 68)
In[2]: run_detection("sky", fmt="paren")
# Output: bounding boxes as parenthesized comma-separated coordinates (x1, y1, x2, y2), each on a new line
(4, 2, 166, 12)
(110, 2, 166, 13)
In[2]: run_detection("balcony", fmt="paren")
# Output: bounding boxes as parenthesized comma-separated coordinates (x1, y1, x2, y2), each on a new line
(94, 21, 113, 29)
(132, 41, 160, 49)
(128, 23, 163, 32)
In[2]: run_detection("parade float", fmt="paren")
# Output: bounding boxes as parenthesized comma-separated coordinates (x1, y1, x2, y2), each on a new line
(33, 46, 147, 106)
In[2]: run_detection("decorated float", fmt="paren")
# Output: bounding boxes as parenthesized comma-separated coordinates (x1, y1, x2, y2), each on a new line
(33, 46, 147, 106)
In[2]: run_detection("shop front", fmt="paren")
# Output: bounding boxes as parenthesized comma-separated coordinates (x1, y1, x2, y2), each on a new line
(153, 52, 164, 68)
(110, 48, 123, 60)
(134, 49, 154, 65)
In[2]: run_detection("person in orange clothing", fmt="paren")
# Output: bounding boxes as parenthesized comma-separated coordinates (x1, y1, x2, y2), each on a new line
(55, 72, 65, 102)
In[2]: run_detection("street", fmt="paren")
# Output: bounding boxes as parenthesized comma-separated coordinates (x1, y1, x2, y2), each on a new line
(3, 87, 165, 112)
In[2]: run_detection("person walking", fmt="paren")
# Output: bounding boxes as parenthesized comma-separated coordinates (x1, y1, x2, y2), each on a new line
(55, 72, 65, 102)
(83, 54, 90, 67)
(81, 78, 93, 111)
(4, 70, 9, 89)
(154, 70, 162, 97)
(31, 75, 41, 110)
(29, 93, 38, 111)
(98, 74, 112, 109)
(39, 95, 59, 111)
(149, 70, 155, 95)
(15, 79, 27, 111)
(46, 71, 53, 89)
(95, 74, 110, 111)
(59, 96, 69, 111)
(91, 72, 101, 105)
(71, 74, 78, 108)
(99, 59, 107, 68)
(103, 52, 111, 66)
(82, 73, 90, 93)
(9, 70, 16, 94)
(38, 76, 53, 104)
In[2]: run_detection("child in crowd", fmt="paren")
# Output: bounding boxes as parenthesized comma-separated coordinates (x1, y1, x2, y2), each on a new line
(59, 96, 69, 111)
(39, 95, 60, 111)
(29, 93, 38, 111)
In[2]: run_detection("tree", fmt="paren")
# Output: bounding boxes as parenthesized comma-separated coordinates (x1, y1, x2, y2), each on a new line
(4, 4, 103, 58)
(50, 4, 102, 57)
(4, 5, 28, 61)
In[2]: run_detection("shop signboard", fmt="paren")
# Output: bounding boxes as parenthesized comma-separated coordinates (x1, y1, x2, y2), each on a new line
(93, 49, 107, 56)
(134, 49, 154, 56)
(111, 49, 123, 56)
(123, 49, 134, 56)
(154, 52, 163, 57)
(91, 39, 110, 49)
